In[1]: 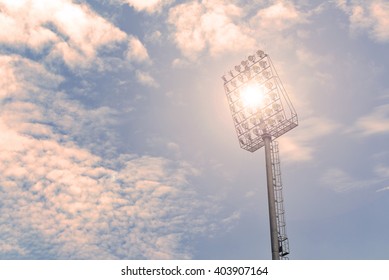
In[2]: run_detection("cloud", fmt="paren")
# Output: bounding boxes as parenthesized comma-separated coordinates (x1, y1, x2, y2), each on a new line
(296, 47, 333, 67)
(167, 0, 256, 59)
(0, 0, 127, 68)
(127, 35, 151, 63)
(337, 0, 389, 42)
(375, 164, 389, 178)
(0, 134, 206, 258)
(370, 1, 389, 41)
(321, 162, 389, 193)
(116, 0, 173, 13)
(166, 0, 312, 61)
(279, 116, 340, 162)
(251, 0, 307, 31)
(0, 53, 210, 259)
(145, 30, 162, 43)
(377, 186, 389, 192)
(135, 70, 159, 88)
(373, 164, 389, 192)
(278, 136, 314, 162)
(0, 0, 255, 260)
(0, 54, 119, 157)
(349, 104, 389, 136)
(320, 168, 382, 192)
(0, 56, 23, 99)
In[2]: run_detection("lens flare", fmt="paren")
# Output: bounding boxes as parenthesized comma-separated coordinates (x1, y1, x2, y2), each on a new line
(240, 83, 265, 109)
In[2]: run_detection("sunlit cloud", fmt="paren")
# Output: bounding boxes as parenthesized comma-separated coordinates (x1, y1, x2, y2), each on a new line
(278, 136, 314, 162)
(135, 70, 159, 88)
(337, 0, 389, 42)
(348, 104, 389, 136)
(279, 116, 340, 163)
(167, 0, 255, 59)
(251, 0, 307, 31)
(167, 0, 314, 62)
(0, 53, 213, 259)
(127, 35, 151, 64)
(0, 0, 224, 257)
(0, 0, 127, 68)
(0, 138, 208, 258)
(171, 58, 191, 68)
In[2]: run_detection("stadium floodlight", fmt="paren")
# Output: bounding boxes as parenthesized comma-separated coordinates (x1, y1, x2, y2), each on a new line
(222, 51, 297, 153)
(222, 50, 298, 260)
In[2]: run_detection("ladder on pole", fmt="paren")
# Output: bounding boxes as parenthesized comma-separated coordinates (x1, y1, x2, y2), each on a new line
(270, 140, 290, 259)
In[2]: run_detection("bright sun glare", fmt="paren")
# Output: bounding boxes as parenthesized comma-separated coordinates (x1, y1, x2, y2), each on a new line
(240, 83, 264, 109)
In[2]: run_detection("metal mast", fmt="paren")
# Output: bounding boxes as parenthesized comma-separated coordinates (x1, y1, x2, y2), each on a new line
(263, 134, 280, 260)
(271, 140, 290, 259)
(222, 50, 297, 260)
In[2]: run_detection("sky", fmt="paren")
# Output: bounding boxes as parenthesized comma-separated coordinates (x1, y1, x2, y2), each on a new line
(0, 0, 388, 260)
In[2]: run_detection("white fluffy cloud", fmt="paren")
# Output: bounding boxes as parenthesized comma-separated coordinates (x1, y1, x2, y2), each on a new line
(0, 54, 211, 259)
(127, 36, 150, 63)
(167, 0, 308, 60)
(168, 0, 256, 59)
(251, 0, 306, 31)
(0, 138, 204, 258)
(0, 0, 230, 257)
(0, 0, 127, 68)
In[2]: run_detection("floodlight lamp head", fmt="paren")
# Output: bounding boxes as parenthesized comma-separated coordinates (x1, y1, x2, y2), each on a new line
(241, 83, 265, 109)
(259, 120, 266, 130)
(222, 49, 298, 152)
(256, 50, 265, 58)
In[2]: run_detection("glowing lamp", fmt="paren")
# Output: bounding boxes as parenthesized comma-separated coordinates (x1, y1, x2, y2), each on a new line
(222, 50, 298, 152)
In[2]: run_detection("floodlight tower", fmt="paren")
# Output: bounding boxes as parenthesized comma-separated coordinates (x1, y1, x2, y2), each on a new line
(222, 50, 298, 260)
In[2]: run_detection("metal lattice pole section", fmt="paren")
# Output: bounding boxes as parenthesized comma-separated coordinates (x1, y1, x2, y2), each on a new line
(270, 140, 290, 259)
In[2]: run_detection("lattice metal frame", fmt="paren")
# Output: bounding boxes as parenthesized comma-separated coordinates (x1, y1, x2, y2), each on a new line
(222, 50, 298, 152)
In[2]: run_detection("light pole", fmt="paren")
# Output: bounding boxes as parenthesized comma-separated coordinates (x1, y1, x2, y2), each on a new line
(222, 50, 298, 260)
(263, 133, 280, 260)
